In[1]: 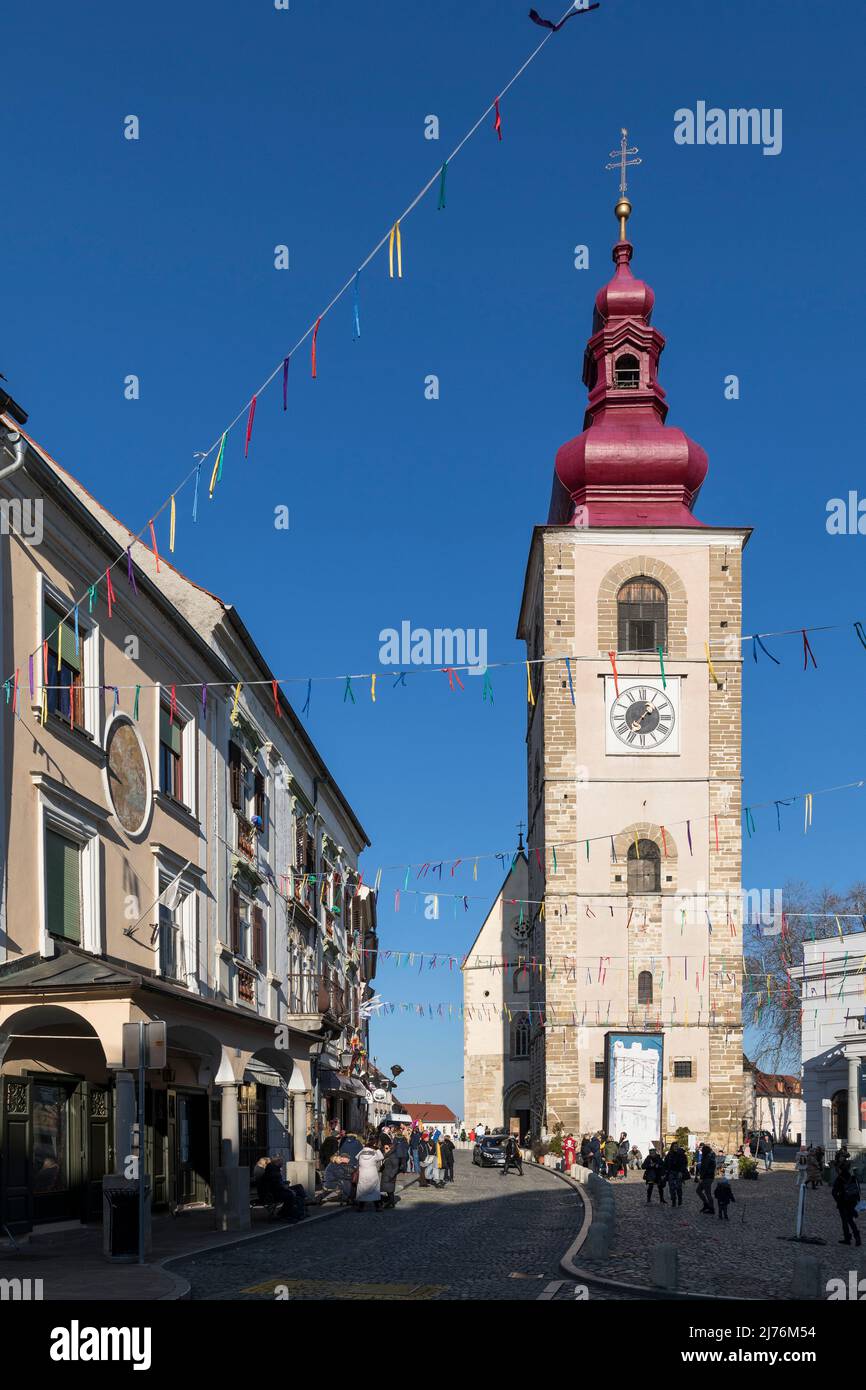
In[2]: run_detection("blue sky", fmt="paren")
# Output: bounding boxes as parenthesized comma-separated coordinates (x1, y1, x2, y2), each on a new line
(3, 0, 865, 1116)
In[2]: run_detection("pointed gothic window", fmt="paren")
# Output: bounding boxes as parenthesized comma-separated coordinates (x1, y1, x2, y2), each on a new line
(511, 1013, 531, 1059)
(637, 970, 653, 1005)
(617, 578, 667, 653)
(614, 353, 640, 389)
(627, 839, 661, 894)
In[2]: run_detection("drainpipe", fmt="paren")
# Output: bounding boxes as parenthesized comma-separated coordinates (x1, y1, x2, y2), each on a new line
(0, 429, 27, 481)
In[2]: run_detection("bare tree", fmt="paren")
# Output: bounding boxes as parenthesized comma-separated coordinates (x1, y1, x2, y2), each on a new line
(743, 879, 865, 1072)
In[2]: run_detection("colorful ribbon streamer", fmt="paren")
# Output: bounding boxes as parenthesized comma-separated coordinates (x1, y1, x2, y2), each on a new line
(437, 161, 447, 210)
(244, 395, 257, 459)
(149, 520, 161, 573)
(282, 356, 290, 410)
(389, 221, 402, 278)
(493, 96, 502, 140)
(312, 316, 321, 377)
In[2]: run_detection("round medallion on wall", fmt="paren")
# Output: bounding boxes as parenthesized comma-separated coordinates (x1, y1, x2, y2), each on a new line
(510, 913, 532, 943)
(105, 716, 151, 836)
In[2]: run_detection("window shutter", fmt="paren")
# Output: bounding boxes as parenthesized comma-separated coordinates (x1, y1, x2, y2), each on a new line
(343, 892, 353, 936)
(295, 819, 306, 870)
(254, 771, 265, 823)
(252, 906, 264, 969)
(229, 743, 242, 810)
(160, 704, 182, 756)
(230, 885, 240, 953)
(45, 829, 81, 943)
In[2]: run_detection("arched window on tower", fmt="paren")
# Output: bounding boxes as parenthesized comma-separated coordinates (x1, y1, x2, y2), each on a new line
(511, 1013, 531, 1059)
(617, 578, 668, 653)
(614, 353, 640, 389)
(513, 966, 530, 995)
(627, 839, 661, 894)
(637, 970, 653, 1005)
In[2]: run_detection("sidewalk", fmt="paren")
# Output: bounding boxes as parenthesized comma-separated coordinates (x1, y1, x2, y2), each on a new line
(0, 1198, 349, 1301)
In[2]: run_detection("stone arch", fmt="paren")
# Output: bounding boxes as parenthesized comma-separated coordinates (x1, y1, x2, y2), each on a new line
(597, 555, 688, 658)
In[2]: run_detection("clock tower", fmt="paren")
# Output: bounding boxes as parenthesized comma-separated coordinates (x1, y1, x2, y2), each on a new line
(517, 153, 749, 1152)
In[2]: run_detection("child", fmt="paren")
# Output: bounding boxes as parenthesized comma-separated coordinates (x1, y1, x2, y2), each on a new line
(715, 1175, 736, 1220)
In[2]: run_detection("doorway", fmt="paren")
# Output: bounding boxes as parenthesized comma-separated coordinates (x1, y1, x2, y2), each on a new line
(171, 1091, 210, 1207)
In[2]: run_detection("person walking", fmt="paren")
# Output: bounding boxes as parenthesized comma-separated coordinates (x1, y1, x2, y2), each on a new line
(416, 1132, 430, 1187)
(354, 1140, 384, 1212)
(714, 1174, 736, 1221)
(763, 1132, 774, 1171)
(664, 1141, 688, 1207)
(441, 1134, 456, 1183)
(805, 1145, 823, 1189)
(642, 1146, 667, 1203)
(831, 1160, 863, 1247)
(423, 1134, 440, 1188)
(502, 1133, 524, 1176)
(379, 1140, 401, 1209)
(696, 1144, 717, 1214)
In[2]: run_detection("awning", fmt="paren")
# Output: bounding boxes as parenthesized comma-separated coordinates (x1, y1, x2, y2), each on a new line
(243, 1059, 287, 1089)
(319, 1071, 369, 1099)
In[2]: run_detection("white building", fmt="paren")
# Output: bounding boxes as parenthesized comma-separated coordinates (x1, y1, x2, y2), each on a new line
(463, 852, 531, 1137)
(796, 935, 866, 1151)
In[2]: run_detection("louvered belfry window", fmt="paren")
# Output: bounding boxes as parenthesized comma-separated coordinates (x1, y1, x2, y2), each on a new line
(627, 839, 661, 894)
(617, 578, 667, 653)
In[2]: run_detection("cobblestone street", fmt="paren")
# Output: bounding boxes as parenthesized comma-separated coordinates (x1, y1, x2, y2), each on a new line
(168, 1155, 583, 1300)
(577, 1169, 866, 1299)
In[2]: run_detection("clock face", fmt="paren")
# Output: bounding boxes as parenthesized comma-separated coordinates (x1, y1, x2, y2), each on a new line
(610, 684, 677, 750)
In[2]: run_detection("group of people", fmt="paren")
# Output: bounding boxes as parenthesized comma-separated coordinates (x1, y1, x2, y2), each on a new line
(316, 1121, 457, 1210)
(640, 1141, 736, 1219)
(562, 1131, 640, 1179)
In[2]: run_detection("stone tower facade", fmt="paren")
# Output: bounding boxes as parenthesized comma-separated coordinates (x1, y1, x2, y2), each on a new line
(517, 205, 748, 1152)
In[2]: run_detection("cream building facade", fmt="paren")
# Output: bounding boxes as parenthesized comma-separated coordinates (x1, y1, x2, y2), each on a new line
(0, 407, 371, 1235)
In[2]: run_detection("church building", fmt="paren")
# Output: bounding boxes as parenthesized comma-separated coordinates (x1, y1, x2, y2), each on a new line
(517, 161, 748, 1154)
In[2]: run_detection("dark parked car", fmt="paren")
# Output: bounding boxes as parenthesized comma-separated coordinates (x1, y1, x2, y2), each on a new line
(472, 1135, 507, 1168)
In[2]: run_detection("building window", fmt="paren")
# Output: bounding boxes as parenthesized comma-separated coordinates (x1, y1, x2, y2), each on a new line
(614, 353, 640, 389)
(627, 839, 661, 894)
(159, 703, 184, 801)
(593, 1061, 605, 1080)
(511, 1014, 530, 1059)
(673, 1059, 693, 1079)
(617, 578, 667, 654)
(42, 596, 86, 730)
(159, 900, 183, 982)
(238, 1084, 269, 1171)
(513, 966, 530, 995)
(637, 970, 653, 1005)
(45, 828, 82, 943)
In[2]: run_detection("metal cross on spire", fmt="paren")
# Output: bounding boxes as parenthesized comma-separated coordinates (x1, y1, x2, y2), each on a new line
(606, 127, 641, 195)
(605, 128, 641, 240)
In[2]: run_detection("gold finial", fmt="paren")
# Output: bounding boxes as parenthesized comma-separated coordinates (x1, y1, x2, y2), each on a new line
(606, 128, 641, 240)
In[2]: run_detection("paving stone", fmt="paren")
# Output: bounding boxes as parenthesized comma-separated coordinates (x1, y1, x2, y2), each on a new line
(169, 1156, 583, 1301)
(576, 1170, 866, 1300)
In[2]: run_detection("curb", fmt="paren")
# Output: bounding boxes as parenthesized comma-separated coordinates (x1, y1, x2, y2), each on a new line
(529, 1161, 758, 1303)
(158, 1174, 420, 1298)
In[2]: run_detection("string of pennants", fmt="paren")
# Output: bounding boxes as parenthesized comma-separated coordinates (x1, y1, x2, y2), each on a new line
(11, 618, 866, 732)
(0, 5, 602, 704)
(314, 773, 866, 888)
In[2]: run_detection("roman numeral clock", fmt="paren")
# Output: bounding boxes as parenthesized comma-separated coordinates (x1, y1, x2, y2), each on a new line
(604, 677, 680, 754)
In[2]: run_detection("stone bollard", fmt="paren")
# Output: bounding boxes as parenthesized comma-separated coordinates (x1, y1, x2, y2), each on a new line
(582, 1213, 612, 1260)
(791, 1252, 824, 1300)
(650, 1243, 678, 1291)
